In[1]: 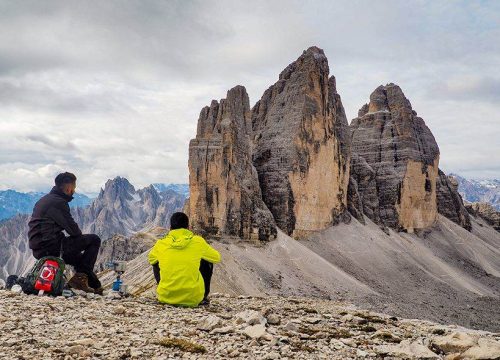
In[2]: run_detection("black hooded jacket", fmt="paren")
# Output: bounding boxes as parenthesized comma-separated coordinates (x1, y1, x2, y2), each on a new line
(28, 186, 82, 252)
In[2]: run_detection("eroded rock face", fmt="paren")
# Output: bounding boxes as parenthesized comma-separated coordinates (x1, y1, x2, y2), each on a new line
(188, 86, 276, 241)
(465, 202, 500, 232)
(73, 177, 185, 239)
(350, 84, 440, 232)
(436, 170, 471, 231)
(251, 46, 350, 238)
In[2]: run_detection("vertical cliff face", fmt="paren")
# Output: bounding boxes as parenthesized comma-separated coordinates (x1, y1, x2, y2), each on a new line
(348, 153, 380, 225)
(436, 170, 471, 231)
(350, 84, 440, 232)
(251, 46, 350, 238)
(188, 86, 277, 241)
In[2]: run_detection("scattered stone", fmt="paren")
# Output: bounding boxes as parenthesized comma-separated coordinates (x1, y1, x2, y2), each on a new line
(431, 331, 479, 354)
(304, 317, 322, 324)
(130, 348, 143, 357)
(210, 325, 234, 334)
(376, 339, 440, 359)
(266, 313, 280, 325)
(66, 345, 86, 356)
(0, 290, 497, 359)
(243, 324, 267, 339)
(197, 315, 222, 331)
(372, 329, 402, 343)
(284, 321, 299, 332)
(10, 285, 22, 294)
(356, 348, 369, 358)
(235, 309, 266, 326)
(457, 338, 500, 359)
(71, 338, 94, 346)
(112, 305, 126, 315)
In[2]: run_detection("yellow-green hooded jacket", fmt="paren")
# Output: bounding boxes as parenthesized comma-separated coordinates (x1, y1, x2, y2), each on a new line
(148, 228, 221, 307)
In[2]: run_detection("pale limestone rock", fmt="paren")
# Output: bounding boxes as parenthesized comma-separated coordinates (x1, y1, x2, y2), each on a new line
(188, 86, 276, 241)
(431, 332, 480, 354)
(376, 339, 440, 359)
(243, 324, 267, 339)
(197, 315, 222, 331)
(234, 309, 266, 326)
(466, 202, 500, 232)
(252, 46, 350, 238)
(459, 338, 500, 359)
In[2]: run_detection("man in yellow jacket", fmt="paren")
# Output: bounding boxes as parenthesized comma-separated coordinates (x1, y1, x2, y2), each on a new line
(148, 212, 221, 307)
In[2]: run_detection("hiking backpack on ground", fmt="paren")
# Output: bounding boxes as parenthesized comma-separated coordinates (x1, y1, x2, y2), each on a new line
(22, 256, 66, 296)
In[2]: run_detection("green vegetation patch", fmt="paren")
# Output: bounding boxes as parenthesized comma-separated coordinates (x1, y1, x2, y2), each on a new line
(155, 337, 207, 353)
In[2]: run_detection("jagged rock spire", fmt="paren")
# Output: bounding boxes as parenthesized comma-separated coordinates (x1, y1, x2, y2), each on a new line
(189, 86, 277, 241)
(350, 84, 440, 232)
(251, 46, 350, 238)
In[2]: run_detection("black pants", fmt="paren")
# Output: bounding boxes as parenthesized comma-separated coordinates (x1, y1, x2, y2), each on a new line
(32, 234, 102, 289)
(153, 259, 213, 299)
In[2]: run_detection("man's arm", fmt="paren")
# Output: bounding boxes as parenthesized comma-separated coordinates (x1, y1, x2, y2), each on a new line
(201, 240, 221, 264)
(148, 242, 159, 266)
(46, 202, 82, 237)
(152, 263, 161, 284)
(148, 242, 161, 284)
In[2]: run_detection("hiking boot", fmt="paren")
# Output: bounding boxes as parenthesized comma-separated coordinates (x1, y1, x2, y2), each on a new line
(68, 273, 94, 293)
(199, 297, 210, 306)
(93, 287, 104, 296)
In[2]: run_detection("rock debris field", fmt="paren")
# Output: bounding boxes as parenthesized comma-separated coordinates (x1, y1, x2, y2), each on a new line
(1, 291, 500, 359)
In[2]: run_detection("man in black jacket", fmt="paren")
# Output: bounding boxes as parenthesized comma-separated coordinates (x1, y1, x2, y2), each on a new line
(28, 172, 102, 294)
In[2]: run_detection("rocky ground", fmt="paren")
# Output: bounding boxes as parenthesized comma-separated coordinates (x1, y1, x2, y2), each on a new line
(1, 290, 499, 359)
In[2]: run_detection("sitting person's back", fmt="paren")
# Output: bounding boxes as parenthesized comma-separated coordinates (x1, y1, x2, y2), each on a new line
(148, 212, 220, 307)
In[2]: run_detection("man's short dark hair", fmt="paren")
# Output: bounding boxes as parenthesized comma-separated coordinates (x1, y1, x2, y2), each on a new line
(170, 212, 189, 230)
(55, 172, 77, 188)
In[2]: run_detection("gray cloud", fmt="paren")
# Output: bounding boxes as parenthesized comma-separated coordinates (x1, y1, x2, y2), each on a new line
(427, 76, 500, 104)
(0, 0, 499, 194)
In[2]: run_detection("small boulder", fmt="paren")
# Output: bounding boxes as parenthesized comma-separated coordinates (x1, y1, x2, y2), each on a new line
(284, 321, 299, 332)
(376, 339, 439, 359)
(431, 332, 479, 354)
(266, 314, 280, 325)
(243, 324, 269, 340)
(459, 338, 500, 359)
(112, 306, 126, 315)
(235, 310, 266, 326)
(197, 315, 222, 331)
(66, 345, 86, 356)
(211, 325, 234, 334)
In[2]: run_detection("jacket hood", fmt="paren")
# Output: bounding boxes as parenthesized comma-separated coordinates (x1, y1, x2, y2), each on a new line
(166, 228, 194, 249)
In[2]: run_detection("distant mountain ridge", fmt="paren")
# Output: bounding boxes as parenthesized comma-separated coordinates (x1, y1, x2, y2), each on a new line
(0, 190, 92, 221)
(0, 178, 187, 280)
(451, 173, 500, 210)
(152, 183, 189, 198)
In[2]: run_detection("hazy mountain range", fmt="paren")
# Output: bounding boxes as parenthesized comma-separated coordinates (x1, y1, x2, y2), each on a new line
(0, 178, 188, 280)
(0, 190, 92, 221)
(0, 183, 190, 221)
(451, 173, 500, 210)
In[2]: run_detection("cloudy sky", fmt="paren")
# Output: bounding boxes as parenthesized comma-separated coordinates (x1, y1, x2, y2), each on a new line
(0, 0, 499, 195)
